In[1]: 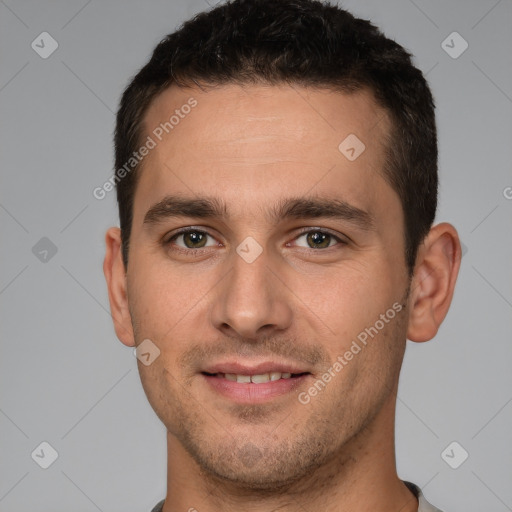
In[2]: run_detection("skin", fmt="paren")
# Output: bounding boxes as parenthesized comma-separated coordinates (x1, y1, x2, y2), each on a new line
(103, 83, 461, 511)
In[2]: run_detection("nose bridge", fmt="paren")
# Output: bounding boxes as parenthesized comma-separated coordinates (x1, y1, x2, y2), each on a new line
(210, 242, 292, 339)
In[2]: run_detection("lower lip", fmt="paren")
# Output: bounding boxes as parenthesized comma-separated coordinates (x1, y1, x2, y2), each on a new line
(202, 374, 309, 403)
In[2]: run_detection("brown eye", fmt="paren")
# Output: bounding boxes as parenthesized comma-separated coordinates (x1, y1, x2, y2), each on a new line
(294, 229, 344, 250)
(306, 231, 332, 249)
(166, 229, 215, 250)
(181, 231, 207, 248)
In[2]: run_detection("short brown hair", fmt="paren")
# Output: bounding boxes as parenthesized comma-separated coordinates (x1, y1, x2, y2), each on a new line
(114, 0, 437, 274)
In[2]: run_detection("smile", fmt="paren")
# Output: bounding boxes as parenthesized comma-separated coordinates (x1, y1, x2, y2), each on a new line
(201, 370, 311, 403)
(203, 371, 306, 383)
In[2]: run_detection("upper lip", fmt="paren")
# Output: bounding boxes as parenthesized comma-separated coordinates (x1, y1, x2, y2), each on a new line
(202, 361, 310, 375)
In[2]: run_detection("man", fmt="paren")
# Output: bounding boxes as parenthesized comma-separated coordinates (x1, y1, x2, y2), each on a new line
(103, 0, 461, 510)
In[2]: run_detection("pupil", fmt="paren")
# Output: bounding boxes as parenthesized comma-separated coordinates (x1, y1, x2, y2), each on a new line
(185, 232, 206, 248)
(308, 231, 329, 248)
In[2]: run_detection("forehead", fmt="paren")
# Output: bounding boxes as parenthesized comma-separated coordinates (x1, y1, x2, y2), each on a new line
(134, 83, 395, 225)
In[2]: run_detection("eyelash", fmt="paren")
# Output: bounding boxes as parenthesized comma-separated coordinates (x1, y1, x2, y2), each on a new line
(163, 227, 347, 254)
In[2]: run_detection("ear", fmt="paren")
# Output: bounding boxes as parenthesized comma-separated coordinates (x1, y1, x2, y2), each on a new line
(103, 227, 135, 347)
(406, 222, 462, 343)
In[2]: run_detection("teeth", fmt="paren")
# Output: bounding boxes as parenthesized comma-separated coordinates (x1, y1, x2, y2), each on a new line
(218, 372, 295, 383)
(251, 373, 270, 383)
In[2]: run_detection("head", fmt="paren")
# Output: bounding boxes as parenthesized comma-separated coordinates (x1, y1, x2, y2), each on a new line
(104, 0, 460, 494)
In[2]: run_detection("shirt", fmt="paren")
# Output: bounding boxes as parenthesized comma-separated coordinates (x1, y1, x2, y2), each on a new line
(150, 480, 444, 511)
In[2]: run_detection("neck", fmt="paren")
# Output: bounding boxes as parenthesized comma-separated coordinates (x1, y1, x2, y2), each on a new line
(162, 391, 418, 512)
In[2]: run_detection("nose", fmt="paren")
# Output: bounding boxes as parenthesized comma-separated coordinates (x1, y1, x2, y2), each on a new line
(210, 246, 293, 341)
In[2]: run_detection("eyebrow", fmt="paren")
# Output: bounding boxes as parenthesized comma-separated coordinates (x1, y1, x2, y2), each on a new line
(143, 194, 375, 231)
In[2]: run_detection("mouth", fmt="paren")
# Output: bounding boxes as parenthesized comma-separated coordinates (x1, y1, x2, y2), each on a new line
(200, 365, 312, 403)
(202, 371, 308, 383)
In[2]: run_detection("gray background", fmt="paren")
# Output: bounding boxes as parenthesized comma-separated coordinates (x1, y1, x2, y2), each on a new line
(1, 0, 511, 511)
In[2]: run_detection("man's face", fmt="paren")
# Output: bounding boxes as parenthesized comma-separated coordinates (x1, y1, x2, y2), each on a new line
(125, 83, 411, 489)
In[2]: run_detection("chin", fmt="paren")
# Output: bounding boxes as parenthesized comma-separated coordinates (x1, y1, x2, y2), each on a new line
(187, 436, 330, 494)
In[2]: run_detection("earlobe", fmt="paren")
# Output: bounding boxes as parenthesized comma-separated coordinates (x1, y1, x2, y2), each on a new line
(103, 227, 135, 347)
(406, 222, 462, 343)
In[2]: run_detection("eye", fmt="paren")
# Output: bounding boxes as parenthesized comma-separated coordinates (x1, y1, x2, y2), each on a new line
(292, 229, 346, 250)
(165, 228, 218, 250)
(163, 227, 347, 255)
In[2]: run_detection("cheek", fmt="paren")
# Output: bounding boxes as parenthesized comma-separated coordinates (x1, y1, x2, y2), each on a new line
(128, 257, 206, 337)
(137, 355, 185, 430)
(300, 260, 397, 335)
